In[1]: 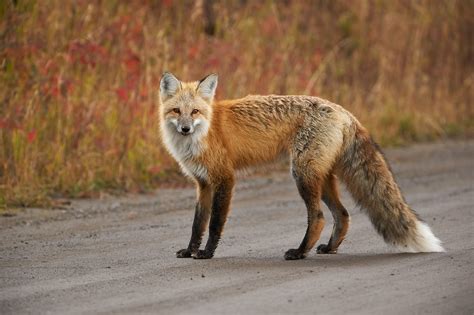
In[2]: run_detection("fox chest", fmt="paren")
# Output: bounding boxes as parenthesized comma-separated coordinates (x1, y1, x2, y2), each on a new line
(179, 160, 208, 181)
(162, 133, 208, 181)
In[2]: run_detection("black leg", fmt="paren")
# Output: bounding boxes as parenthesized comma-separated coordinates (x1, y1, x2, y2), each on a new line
(176, 181, 212, 258)
(193, 178, 234, 259)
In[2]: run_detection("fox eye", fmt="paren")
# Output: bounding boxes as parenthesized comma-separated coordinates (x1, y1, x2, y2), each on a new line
(191, 109, 199, 115)
(172, 108, 180, 114)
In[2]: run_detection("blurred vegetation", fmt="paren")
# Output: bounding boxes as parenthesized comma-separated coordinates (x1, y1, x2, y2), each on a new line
(0, 0, 473, 208)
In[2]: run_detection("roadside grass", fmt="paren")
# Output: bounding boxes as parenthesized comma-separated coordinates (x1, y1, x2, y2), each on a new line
(1, 0, 472, 208)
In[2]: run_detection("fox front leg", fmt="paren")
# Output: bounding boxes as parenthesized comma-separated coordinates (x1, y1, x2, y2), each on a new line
(176, 181, 212, 258)
(193, 178, 235, 259)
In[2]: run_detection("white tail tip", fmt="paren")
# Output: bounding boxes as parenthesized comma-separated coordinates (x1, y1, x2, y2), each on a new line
(401, 221, 445, 253)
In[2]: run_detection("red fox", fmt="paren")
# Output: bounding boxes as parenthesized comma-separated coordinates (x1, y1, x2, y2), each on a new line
(159, 72, 444, 260)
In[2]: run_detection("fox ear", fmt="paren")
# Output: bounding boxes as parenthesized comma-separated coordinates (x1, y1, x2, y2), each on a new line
(160, 72, 181, 102)
(197, 74, 218, 101)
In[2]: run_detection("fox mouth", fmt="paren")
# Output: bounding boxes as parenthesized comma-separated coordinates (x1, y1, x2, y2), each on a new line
(180, 131, 191, 136)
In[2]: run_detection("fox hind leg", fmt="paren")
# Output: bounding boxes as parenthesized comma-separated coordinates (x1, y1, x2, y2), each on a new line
(285, 162, 326, 260)
(317, 174, 350, 254)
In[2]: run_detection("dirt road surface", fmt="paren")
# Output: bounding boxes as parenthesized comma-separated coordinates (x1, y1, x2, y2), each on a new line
(1, 140, 473, 314)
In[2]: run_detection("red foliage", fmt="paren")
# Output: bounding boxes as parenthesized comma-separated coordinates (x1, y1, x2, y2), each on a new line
(0, 119, 21, 130)
(116, 87, 129, 102)
(68, 41, 108, 68)
(162, 0, 172, 8)
(41, 75, 74, 99)
(27, 130, 37, 143)
(116, 51, 142, 104)
(140, 86, 148, 99)
(40, 59, 59, 76)
(188, 44, 200, 60)
(312, 49, 323, 66)
(148, 165, 162, 175)
(124, 53, 141, 74)
(261, 15, 279, 37)
(206, 57, 220, 68)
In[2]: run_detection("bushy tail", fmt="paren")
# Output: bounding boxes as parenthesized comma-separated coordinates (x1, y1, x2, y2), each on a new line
(338, 124, 444, 252)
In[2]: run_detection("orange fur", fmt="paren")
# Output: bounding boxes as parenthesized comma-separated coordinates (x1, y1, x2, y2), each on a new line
(159, 73, 444, 260)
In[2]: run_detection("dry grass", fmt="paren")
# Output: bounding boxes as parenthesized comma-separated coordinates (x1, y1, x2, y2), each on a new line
(1, 0, 473, 208)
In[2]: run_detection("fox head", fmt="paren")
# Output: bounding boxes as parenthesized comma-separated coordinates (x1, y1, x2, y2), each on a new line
(159, 72, 217, 137)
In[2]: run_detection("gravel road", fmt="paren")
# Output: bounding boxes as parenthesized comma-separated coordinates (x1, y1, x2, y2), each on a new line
(1, 140, 473, 314)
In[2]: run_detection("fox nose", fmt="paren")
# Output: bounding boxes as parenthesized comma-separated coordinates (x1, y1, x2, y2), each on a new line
(181, 126, 190, 133)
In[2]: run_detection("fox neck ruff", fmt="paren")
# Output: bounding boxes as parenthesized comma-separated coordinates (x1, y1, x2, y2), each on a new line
(161, 118, 210, 180)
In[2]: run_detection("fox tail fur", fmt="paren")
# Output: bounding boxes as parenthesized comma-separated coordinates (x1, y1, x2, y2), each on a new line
(338, 123, 444, 252)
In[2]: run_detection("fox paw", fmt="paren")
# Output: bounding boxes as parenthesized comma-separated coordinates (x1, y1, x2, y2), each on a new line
(192, 250, 214, 259)
(284, 248, 306, 260)
(316, 244, 337, 254)
(176, 248, 192, 258)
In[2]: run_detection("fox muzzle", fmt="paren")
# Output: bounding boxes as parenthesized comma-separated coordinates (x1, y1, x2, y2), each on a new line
(176, 117, 194, 136)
